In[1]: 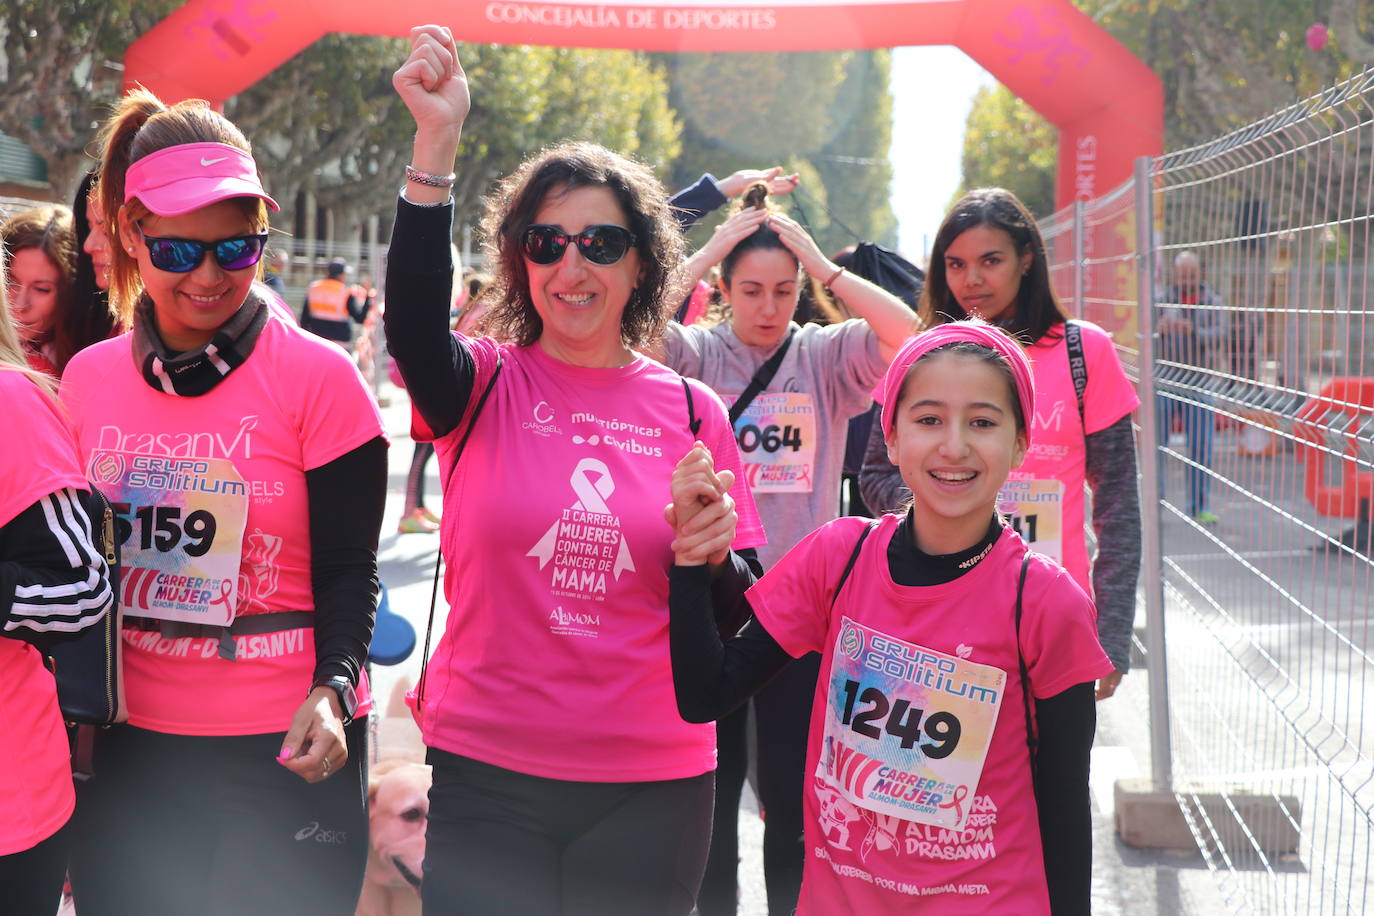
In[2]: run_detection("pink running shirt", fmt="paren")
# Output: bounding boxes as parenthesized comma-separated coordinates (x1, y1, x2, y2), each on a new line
(1009, 321, 1139, 595)
(60, 314, 385, 735)
(415, 336, 766, 782)
(0, 370, 87, 853)
(748, 514, 1112, 914)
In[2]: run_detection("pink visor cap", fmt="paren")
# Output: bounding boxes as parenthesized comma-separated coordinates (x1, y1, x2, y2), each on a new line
(876, 320, 1036, 444)
(124, 142, 279, 217)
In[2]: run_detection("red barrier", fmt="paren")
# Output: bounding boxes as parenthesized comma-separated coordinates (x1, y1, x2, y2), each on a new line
(124, 0, 1162, 212)
(1294, 378, 1374, 518)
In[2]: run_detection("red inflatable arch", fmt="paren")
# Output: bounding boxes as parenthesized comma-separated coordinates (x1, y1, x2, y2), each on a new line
(124, 0, 1161, 210)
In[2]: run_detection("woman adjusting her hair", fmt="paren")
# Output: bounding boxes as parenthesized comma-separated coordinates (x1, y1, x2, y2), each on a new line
(62, 87, 387, 915)
(657, 173, 916, 915)
(384, 26, 764, 916)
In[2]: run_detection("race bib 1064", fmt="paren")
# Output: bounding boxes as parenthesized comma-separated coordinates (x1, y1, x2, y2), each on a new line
(731, 391, 816, 493)
(817, 617, 1006, 829)
(998, 478, 1064, 562)
(89, 450, 248, 626)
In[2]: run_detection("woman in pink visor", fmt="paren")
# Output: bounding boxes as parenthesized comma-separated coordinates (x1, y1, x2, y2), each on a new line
(62, 89, 387, 915)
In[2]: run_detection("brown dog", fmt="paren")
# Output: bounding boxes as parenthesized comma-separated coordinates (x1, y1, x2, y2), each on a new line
(356, 758, 431, 916)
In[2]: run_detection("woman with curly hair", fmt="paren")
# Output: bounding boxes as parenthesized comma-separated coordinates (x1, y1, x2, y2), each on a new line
(384, 26, 766, 915)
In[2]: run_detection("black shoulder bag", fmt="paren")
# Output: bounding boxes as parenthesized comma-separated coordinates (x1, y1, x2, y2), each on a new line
(47, 486, 125, 728)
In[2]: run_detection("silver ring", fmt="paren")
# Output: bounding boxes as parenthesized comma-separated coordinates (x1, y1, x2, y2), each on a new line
(321, 757, 332, 776)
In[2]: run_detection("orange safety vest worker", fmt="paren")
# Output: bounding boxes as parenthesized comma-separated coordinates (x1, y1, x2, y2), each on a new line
(306, 277, 351, 322)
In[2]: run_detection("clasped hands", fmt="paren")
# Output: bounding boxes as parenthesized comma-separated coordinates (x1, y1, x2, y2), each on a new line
(665, 443, 740, 569)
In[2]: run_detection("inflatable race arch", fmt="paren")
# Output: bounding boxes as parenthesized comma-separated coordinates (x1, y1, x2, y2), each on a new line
(125, 0, 1162, 210)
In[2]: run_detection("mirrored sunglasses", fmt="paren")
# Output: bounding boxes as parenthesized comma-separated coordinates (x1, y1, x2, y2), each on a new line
(522, 224, 637, 266)
(137, 225, 270, 273)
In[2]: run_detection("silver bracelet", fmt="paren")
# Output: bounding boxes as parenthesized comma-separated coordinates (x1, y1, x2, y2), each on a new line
(405, 164, 456, 188)
(399, 187, 452, 208)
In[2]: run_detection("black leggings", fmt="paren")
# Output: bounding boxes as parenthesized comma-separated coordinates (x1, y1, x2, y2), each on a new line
(700, 651, 819, 916)
(0, 817, 70, 916)
(405, 440, 436, 511)
(69, 720, 368, 916)
(422, 749, 713, 916)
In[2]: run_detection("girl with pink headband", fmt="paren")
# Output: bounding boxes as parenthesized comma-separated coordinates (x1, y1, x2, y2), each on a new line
(61, 88, 387, 915)
(668, 319, 1112, 914)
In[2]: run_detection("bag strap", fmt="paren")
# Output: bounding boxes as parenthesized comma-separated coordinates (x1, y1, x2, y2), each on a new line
(1014, 552, 1037, 780)
(1064, 320, 1088, 425)
(683, 378, 702, 437)
(418, 357, 503, 707)
(830, 521, 878, 610)
(728, 327, 795, 426)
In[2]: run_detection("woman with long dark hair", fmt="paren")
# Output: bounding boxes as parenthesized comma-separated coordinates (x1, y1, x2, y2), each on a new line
(861, 187, 1140, 699)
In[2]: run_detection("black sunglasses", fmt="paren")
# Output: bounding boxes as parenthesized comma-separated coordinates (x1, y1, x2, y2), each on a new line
(137, 225, 270, 274)
(522, 224, 637, 266)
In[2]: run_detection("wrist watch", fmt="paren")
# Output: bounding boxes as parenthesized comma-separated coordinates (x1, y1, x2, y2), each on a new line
(314, 675, 358, 725)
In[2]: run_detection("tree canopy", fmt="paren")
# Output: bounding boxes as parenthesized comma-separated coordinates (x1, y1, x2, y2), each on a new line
(957, 0, 1374, 210)
(955, 85, 1058, 219)
(659, 49, 897, 256)
(3, 12, 894, 256)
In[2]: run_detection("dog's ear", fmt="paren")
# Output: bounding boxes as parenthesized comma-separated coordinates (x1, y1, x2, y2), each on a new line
(369, 758, 406, 809)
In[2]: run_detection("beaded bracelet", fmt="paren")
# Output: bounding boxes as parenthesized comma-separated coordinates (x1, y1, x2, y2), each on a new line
(823, 265, 846, 290)
(405, 164, 456, 188)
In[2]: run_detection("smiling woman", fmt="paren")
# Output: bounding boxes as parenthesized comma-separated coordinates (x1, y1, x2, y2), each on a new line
(59, 87, 388, 916)
(381, 26, 766, 915)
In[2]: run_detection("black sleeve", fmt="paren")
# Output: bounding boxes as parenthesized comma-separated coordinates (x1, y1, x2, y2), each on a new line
(0, 488, 114, 653)
(383, 197, 477, 438)
(300, 294, 311, 326)
(305, 436, 387, 686)
(859, 411, 909, 516)
(669, 174, 727, 233)
(713, 547, 763, 638)
(1033, 682, 1096, 916)
(1084, 416, 1141, 672)
(668, 563, 794, 723)
(347, 293, 371, 324)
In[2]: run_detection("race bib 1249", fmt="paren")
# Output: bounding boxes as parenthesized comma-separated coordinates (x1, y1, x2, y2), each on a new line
(817, 617, 1006, 829)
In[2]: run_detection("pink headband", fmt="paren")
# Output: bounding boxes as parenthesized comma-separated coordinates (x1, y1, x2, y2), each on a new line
(877, 321, 1036, 443)
(125, 142, 279, 217)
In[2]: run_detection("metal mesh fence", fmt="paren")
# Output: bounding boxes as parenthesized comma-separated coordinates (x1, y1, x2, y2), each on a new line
(1043, 68, 1374, 915)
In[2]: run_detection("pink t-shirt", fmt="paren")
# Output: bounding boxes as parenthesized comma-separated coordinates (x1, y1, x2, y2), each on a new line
(1007, 321, 1139, 595)
(60, 314, 385, 735)
(748, 514, 1112, 915)
(415, 336, 766, 782)
(0, 370, 86, 853)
